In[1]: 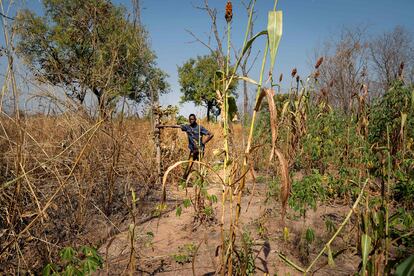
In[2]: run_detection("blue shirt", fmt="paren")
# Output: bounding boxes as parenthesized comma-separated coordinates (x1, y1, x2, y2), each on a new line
(180, 124, 210, 152)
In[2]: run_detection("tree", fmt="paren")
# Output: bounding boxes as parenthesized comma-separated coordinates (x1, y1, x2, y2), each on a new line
(178, 52, 237, 121)
(14, 0, 168, 118)
(315, 27, 369, 113)
(370, 26, 414, 91)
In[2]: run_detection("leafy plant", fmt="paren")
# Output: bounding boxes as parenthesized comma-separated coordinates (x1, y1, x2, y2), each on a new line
(324, 218, 336, 234)
(265, 177, 280, 203)
(305, 227, 315, 244)
(233, 231, 256, 276)
(369, 80, 414, 157)
(43, 246, 103, 276)
(395, 255, 414, 276)
(172, 243, 197, 265)
(288, 170, 326, 218)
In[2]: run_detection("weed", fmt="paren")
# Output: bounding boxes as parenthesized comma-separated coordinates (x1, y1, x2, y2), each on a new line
(172, 243, 197, 265)
(43, 246, 103, 276)
(265, 177, 280, 203)
(234, 231, 256, 275)
(324, 218, 337, 234)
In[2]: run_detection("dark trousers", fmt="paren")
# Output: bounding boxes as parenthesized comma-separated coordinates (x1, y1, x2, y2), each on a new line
(182, 149, 204, 180)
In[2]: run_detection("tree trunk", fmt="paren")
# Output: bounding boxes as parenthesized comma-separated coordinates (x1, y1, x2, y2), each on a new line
(206, 101, 212, 122)
(153, 107, 162, 186)
(93, 88, 109, 120)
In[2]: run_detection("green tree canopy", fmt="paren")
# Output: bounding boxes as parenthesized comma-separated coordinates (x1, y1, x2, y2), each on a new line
(14, 0, 169, 117)
(178, 52, 237, 121)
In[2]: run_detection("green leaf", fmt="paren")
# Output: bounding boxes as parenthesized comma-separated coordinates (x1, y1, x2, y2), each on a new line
(209, 194, 218, 203)
(42, 264, 54, 276)
(81, 257, 100, 274)
(176, 206, 182, 217)
(267, 10, 283, 72)
(214, 70, 225, 90)
(80, 246, 103, 267)
(60, 247, 76, 262)
(204, 206, 213, 217)
(395, 255, 414, 276)
(183, 199, 191, 208)
(234, 30, 268, 71)
(62, 264, 77, 276)
(361, 234, 372, 274)
(305, 227, 315, 244)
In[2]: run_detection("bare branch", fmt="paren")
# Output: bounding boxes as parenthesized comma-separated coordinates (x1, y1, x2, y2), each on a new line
(185, 29, 216, 55)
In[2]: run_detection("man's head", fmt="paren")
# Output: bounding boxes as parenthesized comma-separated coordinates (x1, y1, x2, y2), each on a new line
(189, 114, 197, 126)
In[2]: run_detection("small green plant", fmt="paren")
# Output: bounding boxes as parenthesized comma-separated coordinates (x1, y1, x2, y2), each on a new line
(172, 243, 197, 265)
(42, 246, 103, 276)
(324, 218, 336, 234)
(175, 173, 217, 222)
(152, 203, 167, 217)
(265, 177, 280, 203)
(255, 175, 266, 183)
(288, 170, 326, 219)
(305, 227, 315, 244)
(255, 220, 268, 239)
(234, 231, 256, 276)
(144, 231, 155, 249)
(175, 198, 192, 217)
(298, 227, 316, 265)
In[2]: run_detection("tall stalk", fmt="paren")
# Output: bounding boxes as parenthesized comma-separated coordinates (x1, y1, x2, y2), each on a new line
(235, 39, 269, 226)
(241, 1, 257, 149)
(1, 0, 25, 234)
(385, 125, 391, 266)
(220, 2, 233, 273)
(221, 16, 233, 274)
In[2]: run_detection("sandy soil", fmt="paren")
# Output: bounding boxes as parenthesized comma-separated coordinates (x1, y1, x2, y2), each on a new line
(98, 175, 360, 275)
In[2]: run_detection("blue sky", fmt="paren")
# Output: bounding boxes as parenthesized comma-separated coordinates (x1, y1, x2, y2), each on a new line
(2, 0, 414, 117)
(119, 0, 414, 116)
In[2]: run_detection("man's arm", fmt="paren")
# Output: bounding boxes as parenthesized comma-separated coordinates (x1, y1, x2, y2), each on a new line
(202, 130, 214, 145)
(202, 133, 214, 145)
(200, 126, 214, 145)
(156, 124, 181, 129)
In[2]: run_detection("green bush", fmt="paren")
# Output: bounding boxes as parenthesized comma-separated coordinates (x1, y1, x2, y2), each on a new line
(368, 80, 414, 210)
(288, 170, 326, 218)
(368, 80, 414, 155)
(296, 108, 371, 173)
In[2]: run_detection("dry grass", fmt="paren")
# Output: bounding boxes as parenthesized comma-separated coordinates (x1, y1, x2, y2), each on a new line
(0, 111, 225, 273)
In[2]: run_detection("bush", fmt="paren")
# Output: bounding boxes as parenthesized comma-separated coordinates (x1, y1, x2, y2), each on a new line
(288, 170, 326, 218)
(369, 80, 414, 156)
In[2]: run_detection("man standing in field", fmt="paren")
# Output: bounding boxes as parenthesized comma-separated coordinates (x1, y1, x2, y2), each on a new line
(157, 114, 214, 179)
